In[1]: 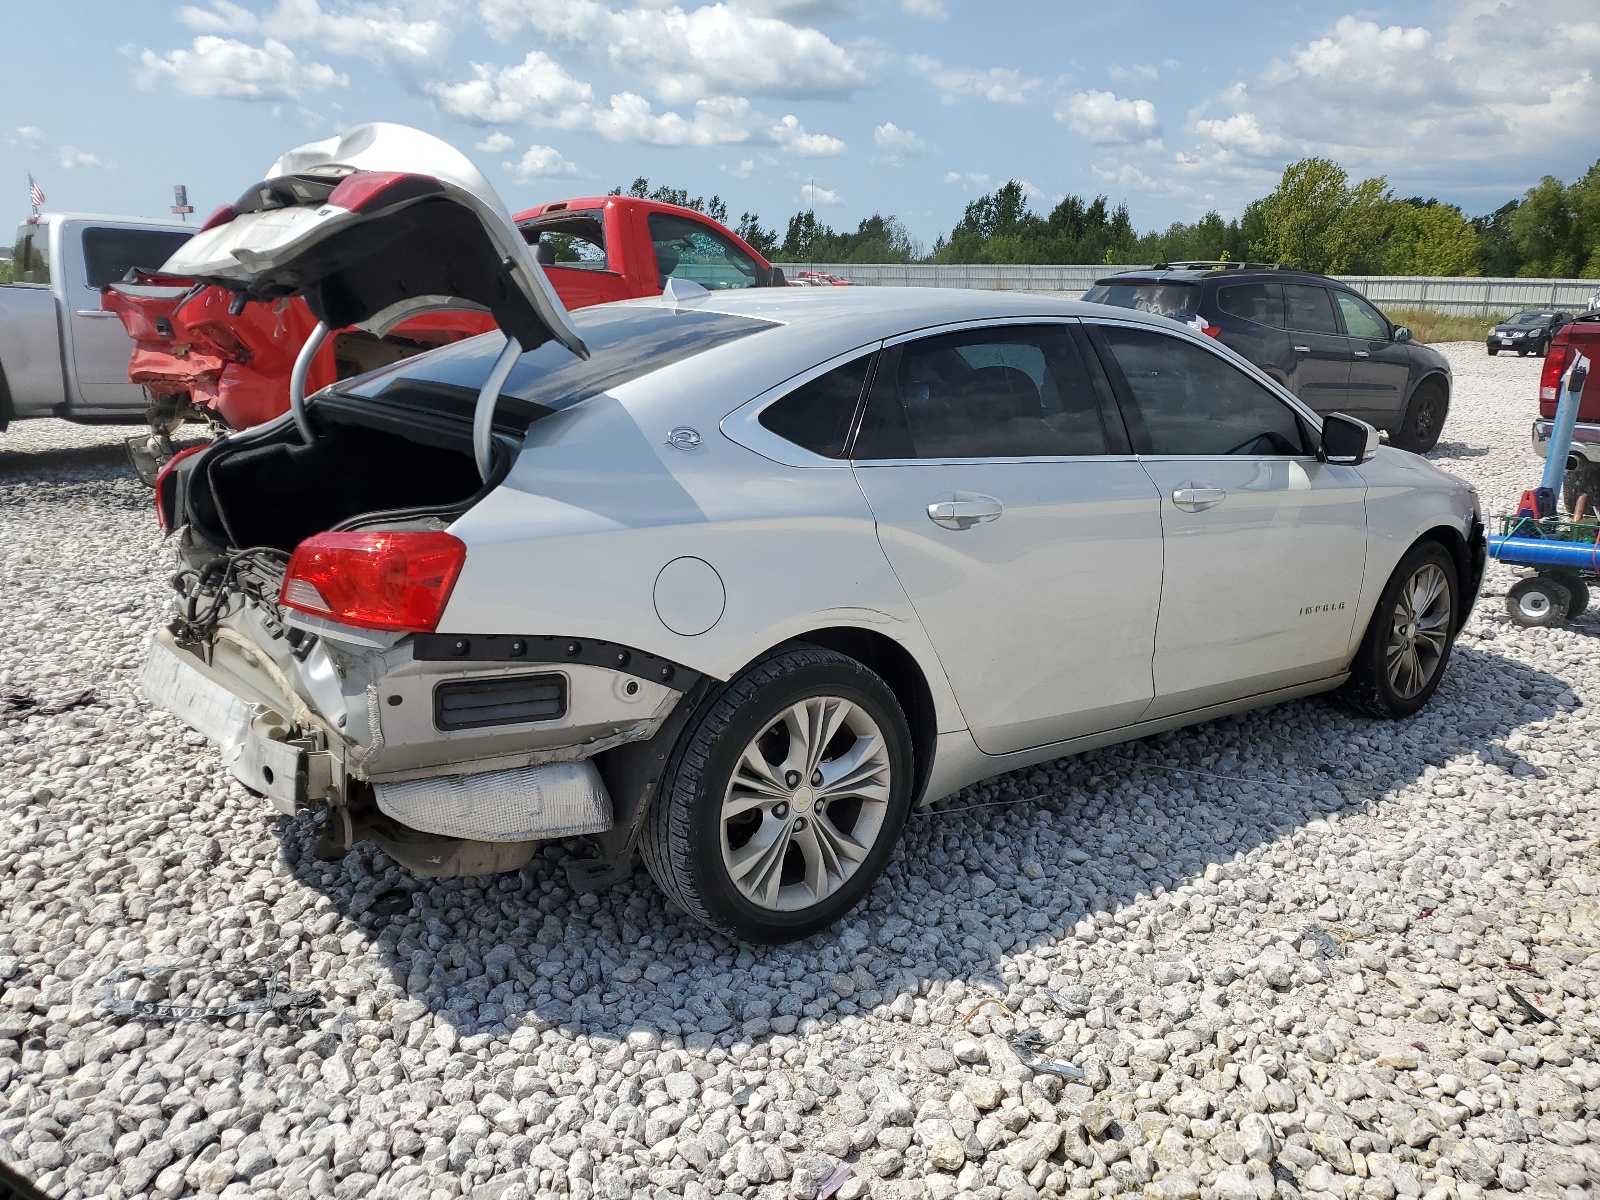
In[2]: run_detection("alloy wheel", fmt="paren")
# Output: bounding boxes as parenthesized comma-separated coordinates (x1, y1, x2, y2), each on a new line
(1385, 562, 1451, 699)
(719, 696, 892, 912)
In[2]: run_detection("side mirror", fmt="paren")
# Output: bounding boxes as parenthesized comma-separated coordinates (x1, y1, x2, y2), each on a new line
(1320, 412, 1379, 465)
(1394, 326, 1412, 343)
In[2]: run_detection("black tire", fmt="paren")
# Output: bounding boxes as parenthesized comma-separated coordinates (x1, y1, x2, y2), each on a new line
(1487, 346, 1499, 356)
(1562, 461, 1600, 515)
(1337, 540, 1458, 718)
(1390, 379, 1448, 454)
(641, 645, 913, 943)
(1553, 573, 1590, 616)
(1506, 576, 1570, 628)
(1517, 348, 1529, 357)
(1535, 339, 1549, 357)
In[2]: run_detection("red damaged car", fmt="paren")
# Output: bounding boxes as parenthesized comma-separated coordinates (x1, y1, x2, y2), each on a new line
(105, 161, 785, 480)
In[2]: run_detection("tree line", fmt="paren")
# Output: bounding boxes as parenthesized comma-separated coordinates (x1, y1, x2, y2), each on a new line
(614, 157, 1600, 278)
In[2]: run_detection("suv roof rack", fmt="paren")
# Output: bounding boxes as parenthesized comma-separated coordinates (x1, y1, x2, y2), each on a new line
(1152, 261, 1283, 272)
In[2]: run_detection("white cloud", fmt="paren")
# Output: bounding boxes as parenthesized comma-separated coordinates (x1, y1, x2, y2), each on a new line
(427, 51, 592, 124)
(1190, 5, 1600, 182)
(1109, 63, 1158, 83)
(474, 131, 516, 153)
(1056, 89, 1161, 144)
(1091, 162, 1187, 195)
(873, 121, 925, 154)
(800, 182, 842, 206)
(901, 0, 946, 16)
(57, 145, 112, 170)
(134, 36, 348, 101)
(15, 126, 44, 148)
(908, 54, 1038, 104)
(943, 170, 990, 187)
(176, 0, 453, 66)
(511, 143, 577, 178)
(430, 52, 845, 153)
(479, 0, 866, 103)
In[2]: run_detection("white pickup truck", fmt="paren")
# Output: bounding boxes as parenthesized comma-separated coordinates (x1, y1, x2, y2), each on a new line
(1, 213, 192, 434)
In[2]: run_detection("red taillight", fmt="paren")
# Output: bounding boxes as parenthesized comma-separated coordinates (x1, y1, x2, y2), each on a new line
(326, 171, 445, 214)
(279, 531, 467, 633)
(1542, 344, 1572, 402)
(1200, 325, 1221, 338)
(200, 204, 235, 232)
(154, 445, 207, 532)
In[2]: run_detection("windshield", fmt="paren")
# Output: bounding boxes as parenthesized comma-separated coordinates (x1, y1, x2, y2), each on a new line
(339, 303, 776, 423)
(1506, 312, 1554, 326)
(1081, 280, 1199, 320)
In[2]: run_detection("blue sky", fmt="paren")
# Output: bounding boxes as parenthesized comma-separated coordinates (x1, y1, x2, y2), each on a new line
(4, 0, 1597, 248)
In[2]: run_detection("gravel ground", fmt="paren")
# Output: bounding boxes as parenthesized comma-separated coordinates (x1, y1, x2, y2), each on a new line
(1, 344, 1597, 1200)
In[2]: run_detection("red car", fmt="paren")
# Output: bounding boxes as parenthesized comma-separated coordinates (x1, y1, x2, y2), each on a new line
(1533, 309, 1600, 512)
(105, 195, 782, 476)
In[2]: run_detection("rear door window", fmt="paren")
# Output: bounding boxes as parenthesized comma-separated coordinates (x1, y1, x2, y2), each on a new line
(854, 323, 1122, 460)
(1282, 284, 1342, 335)
(1216, 282, 1283, 328)
(648, 213, 761, 290)
(1094, 324, 1308, 456)
(758, 354, 875, 459)
(81, 227, 193, 288)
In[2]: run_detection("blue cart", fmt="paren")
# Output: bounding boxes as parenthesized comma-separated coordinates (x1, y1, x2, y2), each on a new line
(1490, 354, 1596, 626)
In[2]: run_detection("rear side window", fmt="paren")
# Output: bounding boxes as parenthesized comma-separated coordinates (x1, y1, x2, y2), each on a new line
(1081, 281, 1199, 321)
(854, 324, 1119, 460)
(1216, 282, 1283, 328)
(1282, 284, 1341, 335)
(520, 211, 607, 270)
(648, 213, 761, 290)
(344, 305, 777, 424)
(10, 228, 49, 284)
(758, 354, 874, 459)
(82, 227, 192, 288)
(1096, 325, 1307, 456)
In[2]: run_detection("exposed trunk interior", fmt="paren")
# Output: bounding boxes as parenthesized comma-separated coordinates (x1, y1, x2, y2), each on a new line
(186, 402, 489, 552)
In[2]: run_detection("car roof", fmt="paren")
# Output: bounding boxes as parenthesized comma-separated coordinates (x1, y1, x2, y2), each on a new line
(635, 284, 1185, 343)
(1095, 265, 1341, 286)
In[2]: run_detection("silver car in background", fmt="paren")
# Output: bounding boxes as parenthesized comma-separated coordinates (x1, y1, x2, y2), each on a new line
(143, 125, 1487, 944)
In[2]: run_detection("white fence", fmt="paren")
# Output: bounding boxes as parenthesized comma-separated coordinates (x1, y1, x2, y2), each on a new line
(782, 263, 1600, 316)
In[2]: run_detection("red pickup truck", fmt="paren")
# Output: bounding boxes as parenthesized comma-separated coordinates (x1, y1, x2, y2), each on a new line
(1532, 310, 1600, 512)
(105, 194, 784, 478)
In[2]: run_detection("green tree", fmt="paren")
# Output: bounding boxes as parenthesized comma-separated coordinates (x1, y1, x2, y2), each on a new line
(610, 178, 728, 225)
(735, 212, 778, 258)
(1511, 176, 1578, 276)
(1472, 200, 1521, 276)
(1383, 200, 1480, 276)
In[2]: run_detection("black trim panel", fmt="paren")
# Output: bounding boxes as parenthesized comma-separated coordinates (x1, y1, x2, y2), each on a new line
(412, 633, 701, 692)
(434, 673, 567, 731)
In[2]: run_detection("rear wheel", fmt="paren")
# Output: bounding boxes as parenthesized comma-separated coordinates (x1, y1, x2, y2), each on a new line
(1553, 573, 1590, 616)
(641, 646, 913, 943)
(1337, 541, 1458, 718)
(1390, 379, 1448, 454)
(1562, 461, 1600, 515)
(1506, 576, 1570, 628)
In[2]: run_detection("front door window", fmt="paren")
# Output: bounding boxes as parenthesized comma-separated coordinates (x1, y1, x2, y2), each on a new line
(647, 213, 762, 290)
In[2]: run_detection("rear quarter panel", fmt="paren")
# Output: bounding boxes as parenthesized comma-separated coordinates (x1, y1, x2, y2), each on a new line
(439, 353, 966, 735)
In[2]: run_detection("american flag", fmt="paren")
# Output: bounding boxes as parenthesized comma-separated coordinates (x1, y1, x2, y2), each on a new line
(28, 175, 44, 209)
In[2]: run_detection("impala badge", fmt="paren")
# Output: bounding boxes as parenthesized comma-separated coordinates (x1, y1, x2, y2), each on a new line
(666, 426, 702, 451)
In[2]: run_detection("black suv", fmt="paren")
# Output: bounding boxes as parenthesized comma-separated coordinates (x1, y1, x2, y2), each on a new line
(1082, 263, 1452, 453)
(1486, 310, 1571, 357)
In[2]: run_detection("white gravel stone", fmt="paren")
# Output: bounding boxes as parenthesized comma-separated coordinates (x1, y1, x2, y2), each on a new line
(1, 349, 1598, 1199)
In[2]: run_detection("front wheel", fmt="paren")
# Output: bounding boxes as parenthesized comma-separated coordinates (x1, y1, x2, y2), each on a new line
(641, 645, 913, 943)
(1337, 541, 1458, 718)
(1487, 346, 1499, 356)
(1389, 380, 1448, 454)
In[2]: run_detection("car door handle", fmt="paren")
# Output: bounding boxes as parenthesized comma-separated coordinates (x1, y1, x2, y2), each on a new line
(1171, 485, 1226, 511)
(927, 496, 1003, 527)
(74, 309, 119, 319)
(1353, 349, 1370, 358)
(1293, 345, 1312, 354)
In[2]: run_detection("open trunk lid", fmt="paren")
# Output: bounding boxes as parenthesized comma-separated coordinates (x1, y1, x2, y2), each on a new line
(160, 122, 587, 358)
